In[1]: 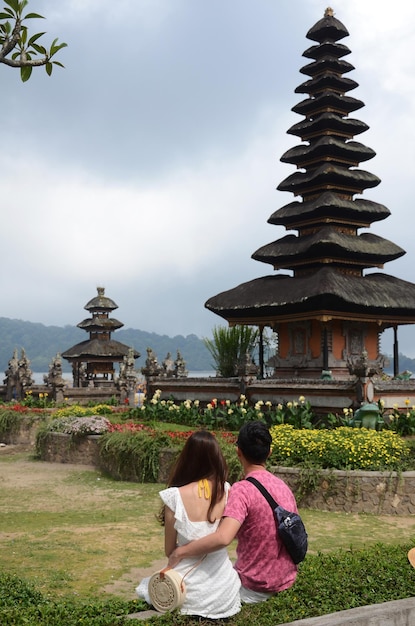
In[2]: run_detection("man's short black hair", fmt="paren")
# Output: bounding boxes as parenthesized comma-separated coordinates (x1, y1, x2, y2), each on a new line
(236, 421, 272, 464)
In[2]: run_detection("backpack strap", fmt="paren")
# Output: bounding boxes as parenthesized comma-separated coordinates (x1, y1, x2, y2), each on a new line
(245, 476, 280, 510)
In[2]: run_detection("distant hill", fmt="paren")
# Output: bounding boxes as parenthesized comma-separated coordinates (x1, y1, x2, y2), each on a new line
(1, 316, 414, 377)
(0, 317, 212, 373)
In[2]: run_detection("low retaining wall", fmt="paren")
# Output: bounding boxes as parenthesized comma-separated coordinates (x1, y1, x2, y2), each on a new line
(37, 435, 415, 514)
(275, 466, 415, 516)
(38, 433, 101, 466)
(279, 597, 415, 626)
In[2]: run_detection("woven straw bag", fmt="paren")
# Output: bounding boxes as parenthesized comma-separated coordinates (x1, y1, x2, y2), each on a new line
(148, 568, 186, 613)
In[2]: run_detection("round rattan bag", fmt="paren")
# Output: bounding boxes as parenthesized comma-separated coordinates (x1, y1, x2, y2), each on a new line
(149, 568, 186, 613)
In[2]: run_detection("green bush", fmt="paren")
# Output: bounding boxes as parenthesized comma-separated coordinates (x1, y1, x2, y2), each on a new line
(1, 543, 415, 625)
(0, 410, 25, 438)
(269, 424, 410, 471)
(99, 430, 177, 482)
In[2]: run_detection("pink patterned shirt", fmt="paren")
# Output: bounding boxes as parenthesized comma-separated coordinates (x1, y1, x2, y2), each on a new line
(223, 470, 298, 593)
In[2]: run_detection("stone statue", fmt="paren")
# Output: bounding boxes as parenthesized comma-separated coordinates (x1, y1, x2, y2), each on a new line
(44, 353, 66, 402)
(161, 352, 174, 377)
(4, 348, 34, 401)
(141, 347, 161, 377)
(174, 350, 188, 378)
(118, 347, 139, 404)
(44, 353, 65, 386)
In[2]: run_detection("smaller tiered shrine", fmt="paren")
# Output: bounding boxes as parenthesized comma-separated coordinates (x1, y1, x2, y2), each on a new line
(62, 287, 140, 387)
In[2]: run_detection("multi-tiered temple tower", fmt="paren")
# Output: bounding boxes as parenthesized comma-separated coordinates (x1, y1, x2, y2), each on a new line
(62, 287, 139, 387)
(206, 8, 415, 379)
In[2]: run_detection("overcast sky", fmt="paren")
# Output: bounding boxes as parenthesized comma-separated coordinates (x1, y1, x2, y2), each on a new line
(2, 0, 415, 356)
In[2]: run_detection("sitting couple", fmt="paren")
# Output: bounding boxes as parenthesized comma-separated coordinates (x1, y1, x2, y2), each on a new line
(136, 421, 299, 619)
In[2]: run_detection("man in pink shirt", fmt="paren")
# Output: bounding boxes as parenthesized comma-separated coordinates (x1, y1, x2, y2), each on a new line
(168, 421, 298, 604)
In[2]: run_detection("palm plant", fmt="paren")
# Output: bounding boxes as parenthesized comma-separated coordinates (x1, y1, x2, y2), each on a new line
(203, 325, 259, 377)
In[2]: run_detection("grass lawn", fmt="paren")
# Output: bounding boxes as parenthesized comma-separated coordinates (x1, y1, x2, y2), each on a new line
(1, 450, 415, 601)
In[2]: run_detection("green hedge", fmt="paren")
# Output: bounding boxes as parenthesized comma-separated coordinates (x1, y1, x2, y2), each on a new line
(1, 543, 415, 625)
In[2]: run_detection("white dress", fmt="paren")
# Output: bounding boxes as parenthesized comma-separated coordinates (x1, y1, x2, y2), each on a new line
(136, 483, 241, 618)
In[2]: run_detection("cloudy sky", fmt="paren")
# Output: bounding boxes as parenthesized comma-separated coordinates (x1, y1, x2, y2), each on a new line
(2, 0, 415, 356)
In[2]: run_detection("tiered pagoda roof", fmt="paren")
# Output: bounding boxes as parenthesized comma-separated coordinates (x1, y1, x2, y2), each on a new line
(62, 287, 139, 363)
(206, 8, 415, 328)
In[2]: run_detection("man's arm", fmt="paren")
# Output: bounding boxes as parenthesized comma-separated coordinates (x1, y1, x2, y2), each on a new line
(168, 516, 241, 568)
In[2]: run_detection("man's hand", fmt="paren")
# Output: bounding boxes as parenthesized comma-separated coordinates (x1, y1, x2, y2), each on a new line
(167, 547, 183, 569)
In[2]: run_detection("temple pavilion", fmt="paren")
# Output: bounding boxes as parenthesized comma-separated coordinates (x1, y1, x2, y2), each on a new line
(205, 8, 415, 380)
(62, 287, 139, 387)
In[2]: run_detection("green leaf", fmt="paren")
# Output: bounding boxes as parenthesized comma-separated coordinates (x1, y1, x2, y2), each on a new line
(52, 60, 64, 68)
(0, 11, 14, 19)
(4, 0, 20, 14)
(20, 64, 32, 82)
(45, 61, 52, 76)
(4, 0, 21, 13)
(49, 40, 67, 57)
(31, 42, 46, 54)
(28, 31, 45, 45)
(23, 12, 45, 20)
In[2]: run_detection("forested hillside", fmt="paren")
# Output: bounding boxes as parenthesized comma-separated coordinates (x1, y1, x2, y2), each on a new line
(0, 317, 212, 373)
(0, 317, 414, 376)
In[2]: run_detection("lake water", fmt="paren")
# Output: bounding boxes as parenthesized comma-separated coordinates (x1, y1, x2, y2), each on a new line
(32, 371, 215, 385)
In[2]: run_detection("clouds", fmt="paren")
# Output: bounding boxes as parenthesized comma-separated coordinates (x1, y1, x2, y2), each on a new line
(2, 0, 415, 356)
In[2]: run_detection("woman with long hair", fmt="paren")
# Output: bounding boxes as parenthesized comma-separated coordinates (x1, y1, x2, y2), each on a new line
(136, 430, 241, 618)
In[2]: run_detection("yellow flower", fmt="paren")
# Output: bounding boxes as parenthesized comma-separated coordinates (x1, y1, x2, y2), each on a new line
(405, 398, 410, 406)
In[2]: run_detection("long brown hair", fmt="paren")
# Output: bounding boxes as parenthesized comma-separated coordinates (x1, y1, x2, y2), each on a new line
(166, 431, 228, 523)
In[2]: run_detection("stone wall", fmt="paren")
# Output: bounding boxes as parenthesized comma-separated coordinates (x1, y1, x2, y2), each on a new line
(38, 433, 101, 466)
(275, 466, 415, 515)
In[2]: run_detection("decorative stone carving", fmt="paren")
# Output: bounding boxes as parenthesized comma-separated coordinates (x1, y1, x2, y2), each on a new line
(118, 347, 139, 404)
(44, 353, 66, 403)
(174, 351, 188, 378)
(4, 348, 34, 401)
(141, 347, 161, 377)
(161, 352, 174, 377)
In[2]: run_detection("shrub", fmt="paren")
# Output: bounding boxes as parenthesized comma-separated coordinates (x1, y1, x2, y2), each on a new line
(269, 424, 410, 471)
(386, 401, 415, 436)
(1, 543, 415, 624)
(203, 324, 259, 377)
(52, 404, 117, 419)
(99, 430, 176, 482)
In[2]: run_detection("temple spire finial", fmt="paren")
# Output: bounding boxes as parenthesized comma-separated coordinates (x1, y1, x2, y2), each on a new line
(325, 7, 334, 17)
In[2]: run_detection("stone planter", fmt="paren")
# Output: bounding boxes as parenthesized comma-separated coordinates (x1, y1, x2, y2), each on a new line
(39, 432, 101, 466)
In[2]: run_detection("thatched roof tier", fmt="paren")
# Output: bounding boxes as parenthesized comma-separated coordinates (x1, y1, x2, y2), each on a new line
(252, 229, 405, 270)
(303, 41, 351, 60)
(295, 73, 358, 96)
(277, 164, 379, 197)
(287, 113, 368, 140)
(62, 339, 139, 362)
(300, 56, 354, 77)
(205, 268, 415, 326)
(77, 317, 123, 332)
(281, 137, 375, 167)
(292, 92, 364, 117)
(267, 193, 390, 229)
(306, 11, 349, 43)
(84, 287, 118, 312)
